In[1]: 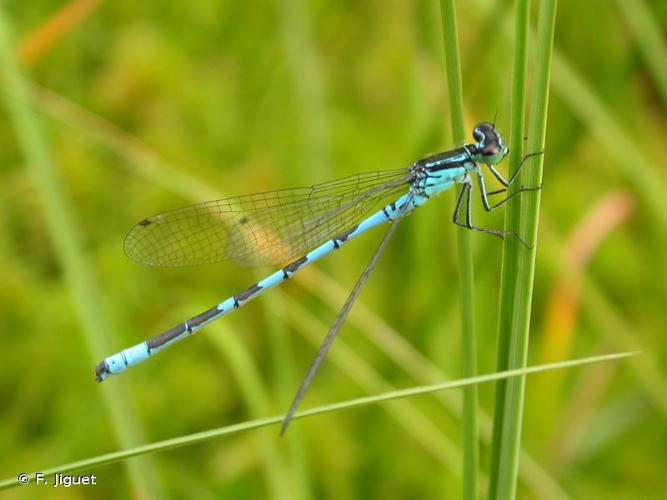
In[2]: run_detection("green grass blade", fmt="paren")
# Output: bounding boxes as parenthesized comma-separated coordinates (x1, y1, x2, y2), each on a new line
(439, 0, 465, 144)
(488, 0, 531, 496)
(0, 352, 636, 492)
(0, 9, 161, 498)
(489, 1, 558, 499)
(439, 1, 478, 497)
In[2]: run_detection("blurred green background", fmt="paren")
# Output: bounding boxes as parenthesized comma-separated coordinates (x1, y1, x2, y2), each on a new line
(1, 0, 666, 498)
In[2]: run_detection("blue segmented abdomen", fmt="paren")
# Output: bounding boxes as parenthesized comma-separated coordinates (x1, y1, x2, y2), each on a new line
(95, 191, 422, 382)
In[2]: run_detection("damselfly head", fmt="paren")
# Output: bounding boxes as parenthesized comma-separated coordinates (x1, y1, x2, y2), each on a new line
(472, 122, 508, 165)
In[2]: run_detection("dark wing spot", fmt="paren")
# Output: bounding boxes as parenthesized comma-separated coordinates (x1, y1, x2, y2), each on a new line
(138, 219, 152, 226)
(239, 216, 248, 225)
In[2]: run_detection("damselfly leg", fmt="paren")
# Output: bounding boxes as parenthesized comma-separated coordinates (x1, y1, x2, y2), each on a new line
(450, 151, 542, 248)
(452, 180, 513, 241)
(487, 150, 543, 188)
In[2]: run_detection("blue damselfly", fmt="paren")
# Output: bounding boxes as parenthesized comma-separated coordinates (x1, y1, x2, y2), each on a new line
(95, 122, 540, 433)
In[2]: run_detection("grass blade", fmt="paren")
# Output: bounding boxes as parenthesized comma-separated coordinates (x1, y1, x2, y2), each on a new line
(439, 1, 478, 497)
(488, 1, 558, 499)
(0, 351, 635, 492)
(488, 0, 531, 495)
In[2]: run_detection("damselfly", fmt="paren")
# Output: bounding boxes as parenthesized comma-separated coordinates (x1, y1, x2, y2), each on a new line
(95, 122, 540, 433)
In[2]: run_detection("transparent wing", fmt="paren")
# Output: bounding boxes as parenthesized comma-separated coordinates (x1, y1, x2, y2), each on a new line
(124, 168, 412, 267)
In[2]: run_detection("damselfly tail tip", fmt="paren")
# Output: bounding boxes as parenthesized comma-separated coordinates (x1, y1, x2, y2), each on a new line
(95, 361, 110, 383)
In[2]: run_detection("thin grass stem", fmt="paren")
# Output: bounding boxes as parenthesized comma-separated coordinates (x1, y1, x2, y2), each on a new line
(489, 1, 558, 498)
(439, 1, 478, 497)
(488, 0, 531, 496)
(0, 352, 635, 492)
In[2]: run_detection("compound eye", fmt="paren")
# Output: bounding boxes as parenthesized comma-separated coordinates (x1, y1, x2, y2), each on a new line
(482, 144, 500, 157)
